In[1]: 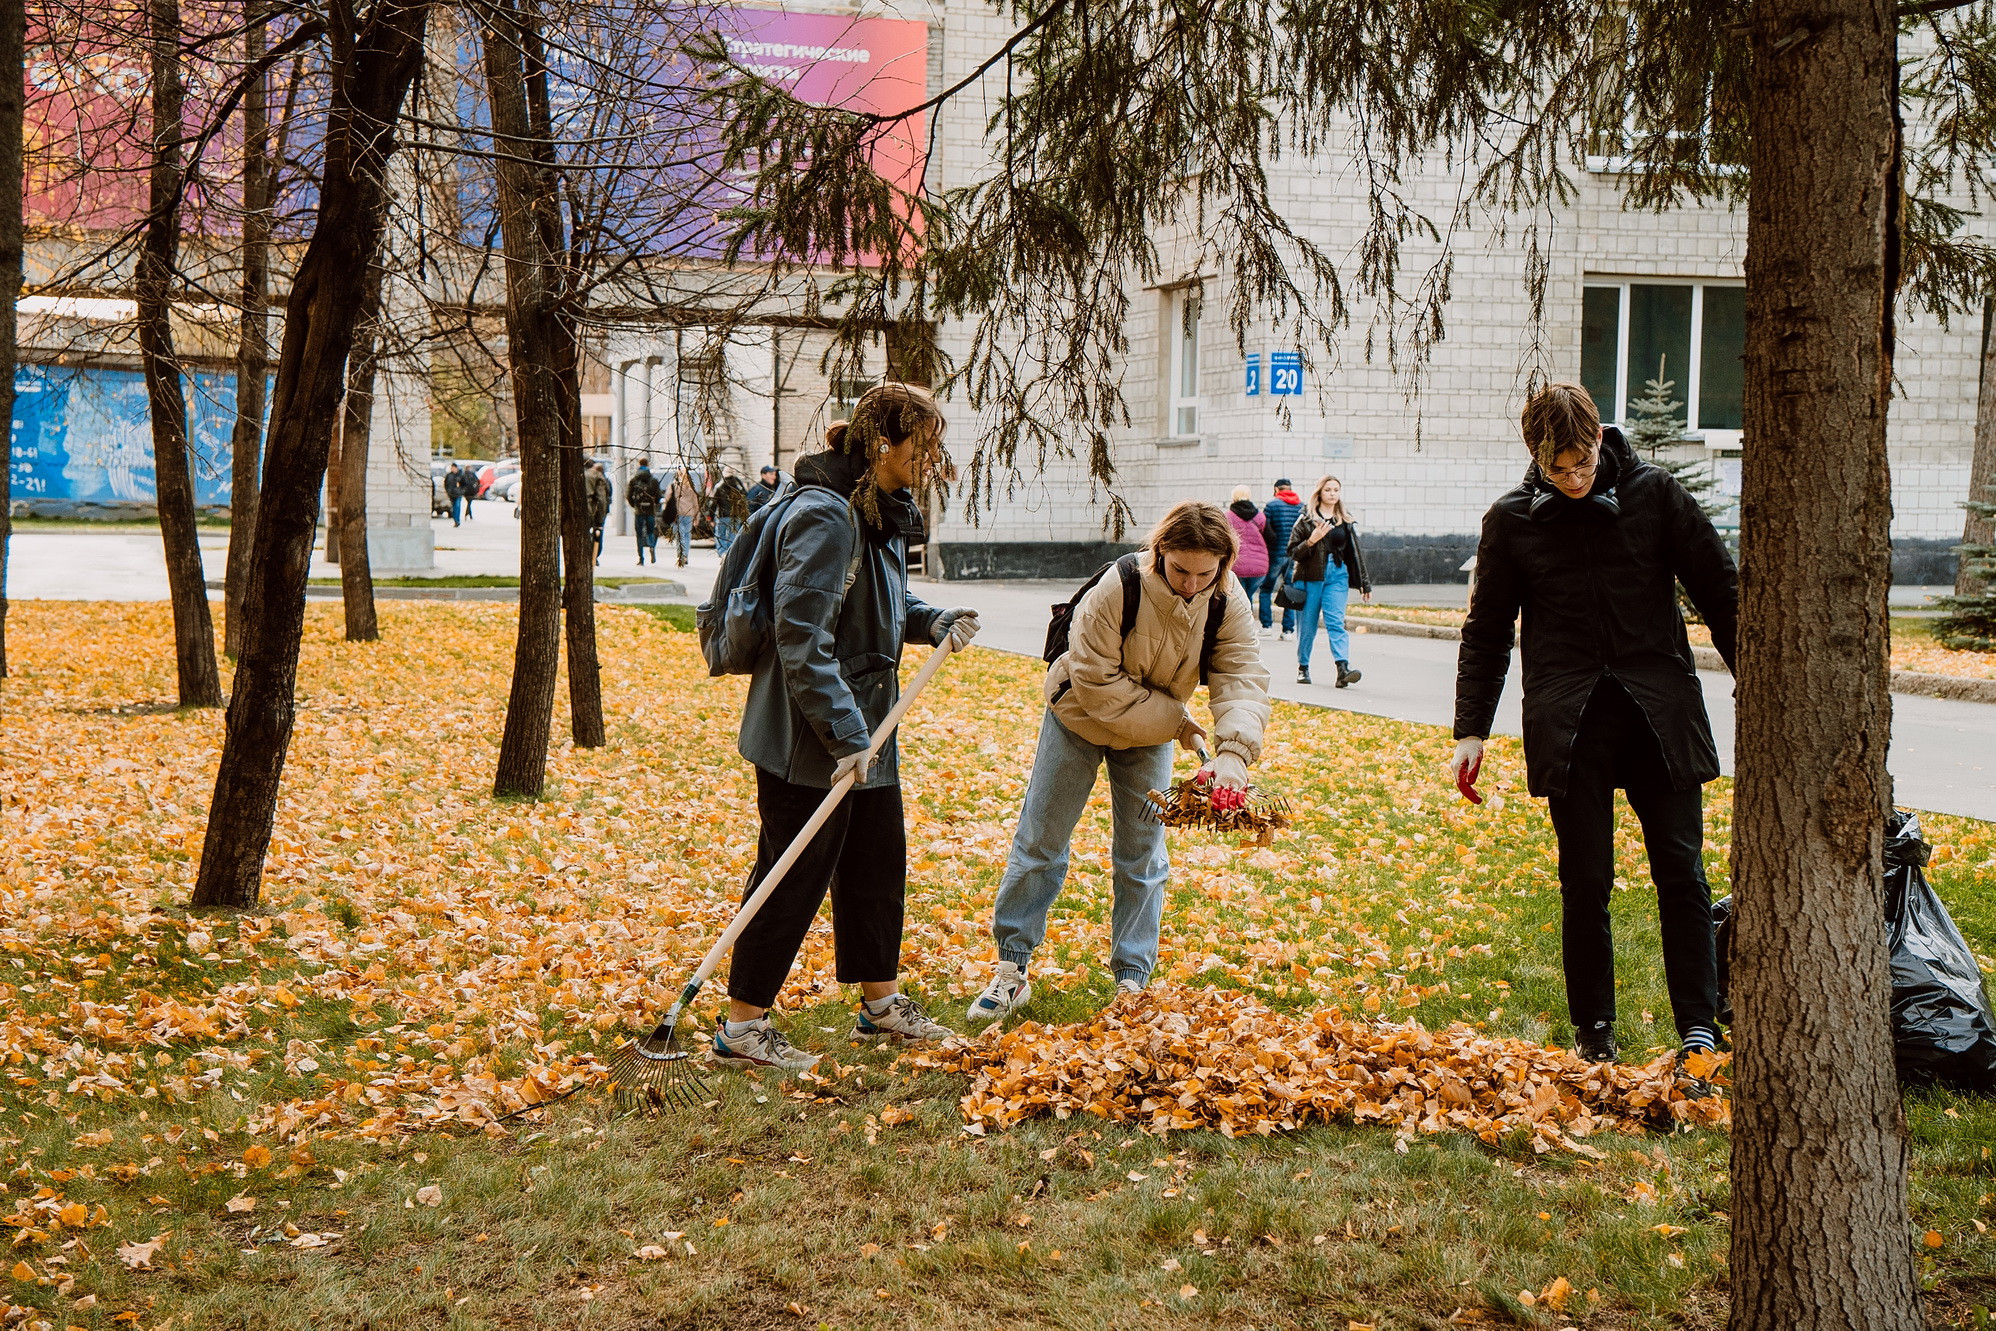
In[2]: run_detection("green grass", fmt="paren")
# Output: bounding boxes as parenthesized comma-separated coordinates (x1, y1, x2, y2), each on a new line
(9, 514, 233, 531)
(639, 602, 699, 632)
(1, 608, 1990, 1329)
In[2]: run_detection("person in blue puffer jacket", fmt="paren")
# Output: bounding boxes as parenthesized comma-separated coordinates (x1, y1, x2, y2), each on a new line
(1261, 480, 1303, 637)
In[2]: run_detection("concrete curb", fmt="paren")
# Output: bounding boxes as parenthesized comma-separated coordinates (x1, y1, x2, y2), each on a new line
(1347, 615, 1996, 704)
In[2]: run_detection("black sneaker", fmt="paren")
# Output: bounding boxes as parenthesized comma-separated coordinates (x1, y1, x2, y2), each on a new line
(1676, 1024, 1721, 1089)
(1574, 1021, 1618, 1064)
(1298, 665, 1311, 685)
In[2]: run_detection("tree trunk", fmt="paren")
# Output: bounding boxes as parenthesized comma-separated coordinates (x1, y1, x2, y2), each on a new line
(485, 0, 569, 795)
(1960, 297, 1996, 597)
(324, 423, 343, 564)
(524, 21, 604, 749)
(192, 0, 433, 910)
(1729, 2, 1921, 1327)
(139, 0, 223, 709)
(0, 0, 23, 679)
(338, 264, 384, 642)
(223, 0, 270, 659)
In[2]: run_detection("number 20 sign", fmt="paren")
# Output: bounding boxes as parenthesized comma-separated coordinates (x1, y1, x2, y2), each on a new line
(1269, 351, 1303, 396)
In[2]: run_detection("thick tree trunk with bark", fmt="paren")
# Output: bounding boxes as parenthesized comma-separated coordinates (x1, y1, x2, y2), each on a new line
(0, 0, 23, 679)
(192, 0, 433, 910)
(140, 0, 223, 708)
(223, 0, 271, 659)
(1960, 297, 1996, 597)
(485, 0, 573, 794)
(1728, 2, 1921, 1327)
(337, 265, 384, 642)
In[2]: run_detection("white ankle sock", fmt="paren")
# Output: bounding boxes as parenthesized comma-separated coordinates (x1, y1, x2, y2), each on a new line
(723, 1017, 766, 1038)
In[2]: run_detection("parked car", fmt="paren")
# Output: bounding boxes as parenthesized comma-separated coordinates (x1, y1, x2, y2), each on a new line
(477, 459, 521, 498)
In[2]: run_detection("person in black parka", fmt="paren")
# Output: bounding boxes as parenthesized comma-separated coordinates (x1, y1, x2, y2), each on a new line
(1450, 382, 1738, 1069)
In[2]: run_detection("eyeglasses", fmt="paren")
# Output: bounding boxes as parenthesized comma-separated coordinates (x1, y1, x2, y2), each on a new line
(1544, 458, 1599, 483)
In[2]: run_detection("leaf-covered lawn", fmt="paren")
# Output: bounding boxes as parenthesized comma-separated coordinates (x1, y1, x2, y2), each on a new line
(0, 601, 1991, 1328)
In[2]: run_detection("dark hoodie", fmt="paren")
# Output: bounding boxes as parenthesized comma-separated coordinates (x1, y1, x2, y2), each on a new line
(736, 449, 942, 789)
(1453, 426, 1740, 798)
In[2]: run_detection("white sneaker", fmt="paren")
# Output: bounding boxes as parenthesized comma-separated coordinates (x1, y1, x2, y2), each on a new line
(851, 993, 951, 1043)
(965, 961, 1032, 1023)
(712, 1020, 820, 1073)
(1115, 977, 1146, 996)
(1277, 630, 1291, 642)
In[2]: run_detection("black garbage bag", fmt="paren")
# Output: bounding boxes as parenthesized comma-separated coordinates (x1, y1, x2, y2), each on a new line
(1885, 810, 1996, 1091)
(1709, 811, 1996, 1092)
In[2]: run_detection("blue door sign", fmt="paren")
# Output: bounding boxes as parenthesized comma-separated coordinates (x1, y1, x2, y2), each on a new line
(1244, 353, 1261, 396)
(1270, 351, 1303, 396)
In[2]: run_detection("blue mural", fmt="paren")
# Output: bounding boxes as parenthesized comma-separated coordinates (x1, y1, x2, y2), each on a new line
(9, 364, 251, 510)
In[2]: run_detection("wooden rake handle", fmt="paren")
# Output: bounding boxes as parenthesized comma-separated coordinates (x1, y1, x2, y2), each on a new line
(681, 639, 960, 997)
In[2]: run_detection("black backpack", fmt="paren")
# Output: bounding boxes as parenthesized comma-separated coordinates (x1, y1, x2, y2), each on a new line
(1043, 553, 1229, 685)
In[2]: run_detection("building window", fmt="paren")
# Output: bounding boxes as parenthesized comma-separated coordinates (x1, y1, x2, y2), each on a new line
(1168, 289, 1203, 438)
(831, 376, 872, 421)
(1580, 280, 1745, 439)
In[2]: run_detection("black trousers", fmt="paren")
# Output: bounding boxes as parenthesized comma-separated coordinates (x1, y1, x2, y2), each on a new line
(727, 766, 906, 1009)
(1546, 677, 1719, 1037)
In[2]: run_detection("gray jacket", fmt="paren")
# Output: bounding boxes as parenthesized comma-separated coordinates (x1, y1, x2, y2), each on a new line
(736, 452, 942, 789)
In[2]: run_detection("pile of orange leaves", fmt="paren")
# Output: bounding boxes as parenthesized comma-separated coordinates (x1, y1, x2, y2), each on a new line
(904, 984, 1729, 1149)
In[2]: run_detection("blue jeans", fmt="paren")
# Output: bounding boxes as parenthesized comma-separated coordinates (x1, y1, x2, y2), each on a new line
(1261, 556, 1296, 631)
(447, 495, 462, 525)
(1237, 572, 1271, 616)
(675, 514, 694, 562)
(1295, 562, 1351, 670)
(991, 708, 1174, 985)
(715, 515, 741, 555)
(634, 511, 657, 558)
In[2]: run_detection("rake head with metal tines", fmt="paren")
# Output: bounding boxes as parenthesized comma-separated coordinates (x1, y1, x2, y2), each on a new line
(1142, 779, 1293, 844)
(605, 1014, 714, 1115)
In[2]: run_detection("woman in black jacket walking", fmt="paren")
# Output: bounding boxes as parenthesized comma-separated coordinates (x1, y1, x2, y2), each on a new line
(1285, 475, 1371, 686)
(1450, 383, 1738, 1070)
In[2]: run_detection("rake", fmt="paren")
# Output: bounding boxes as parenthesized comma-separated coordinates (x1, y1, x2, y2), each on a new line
(606, 638, 963, 1115)
(1142, 741, 1292, 845)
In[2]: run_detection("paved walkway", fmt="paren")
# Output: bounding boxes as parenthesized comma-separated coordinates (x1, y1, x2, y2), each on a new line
(7, 516, 1989, 819)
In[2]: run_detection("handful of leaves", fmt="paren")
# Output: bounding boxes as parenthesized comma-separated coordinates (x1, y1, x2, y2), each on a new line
(1143, 774, 1292, 844)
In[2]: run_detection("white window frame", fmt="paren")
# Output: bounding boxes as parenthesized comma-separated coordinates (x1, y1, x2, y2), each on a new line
(1582, 277, 1744, 449)
(1167, 288, 1203, 441)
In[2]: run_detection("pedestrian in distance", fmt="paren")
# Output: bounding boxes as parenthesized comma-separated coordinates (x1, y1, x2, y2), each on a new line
(1449, 382, 1737, 1071)
(1286, 475, 1372, 687)
(720, 384, 982, 1072)
(585, 461, 612, 563)
(666, 467, 700, 567)
(747, 464, 782, 515)
(968, 501, 1271, 1023)
(1261, 479, 1303, 637)
(627, 457, 662, 564)
(1227, 485, 1272, 623)
(1277, 476, 1373, 686)
(712, 471, 749, 555)
(443, 462, 468, 526)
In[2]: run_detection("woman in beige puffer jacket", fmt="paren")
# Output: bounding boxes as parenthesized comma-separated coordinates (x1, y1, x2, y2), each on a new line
(967, 502, 1271, 1022)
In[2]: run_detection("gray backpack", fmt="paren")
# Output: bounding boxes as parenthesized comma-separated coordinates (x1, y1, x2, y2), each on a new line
(695, 487, 861, 676)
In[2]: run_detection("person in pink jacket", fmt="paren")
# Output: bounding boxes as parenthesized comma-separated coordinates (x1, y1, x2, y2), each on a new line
(1227, 486, 1273, 636)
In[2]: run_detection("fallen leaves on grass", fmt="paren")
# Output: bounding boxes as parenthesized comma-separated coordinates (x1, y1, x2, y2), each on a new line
(115, 1235, 167, 1270)
(904, 986, 1728, 1145)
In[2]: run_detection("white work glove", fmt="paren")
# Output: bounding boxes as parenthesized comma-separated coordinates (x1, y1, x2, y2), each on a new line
(831, 747, 874, 787)
(1176, 715, 1208, 754)
(1194, 751, 1250, 812)
(1450, 736, 1485, 804)
(932, 608, 981, 651)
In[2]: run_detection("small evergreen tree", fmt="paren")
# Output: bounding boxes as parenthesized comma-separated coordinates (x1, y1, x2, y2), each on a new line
(1625, 357, 1725, 518)
(1935, 487, 1996, 651)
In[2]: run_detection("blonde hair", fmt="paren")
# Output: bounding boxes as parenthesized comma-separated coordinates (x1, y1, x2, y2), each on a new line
(1310, 475, 1354, 525)
(1147, 500, 1238, 576)
(1230, 484, 1253, 503)
(1520, 383, 1601, 471)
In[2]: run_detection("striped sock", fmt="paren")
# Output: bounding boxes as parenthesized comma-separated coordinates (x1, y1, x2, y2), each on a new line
(1680, 1024, 1719, 1054)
